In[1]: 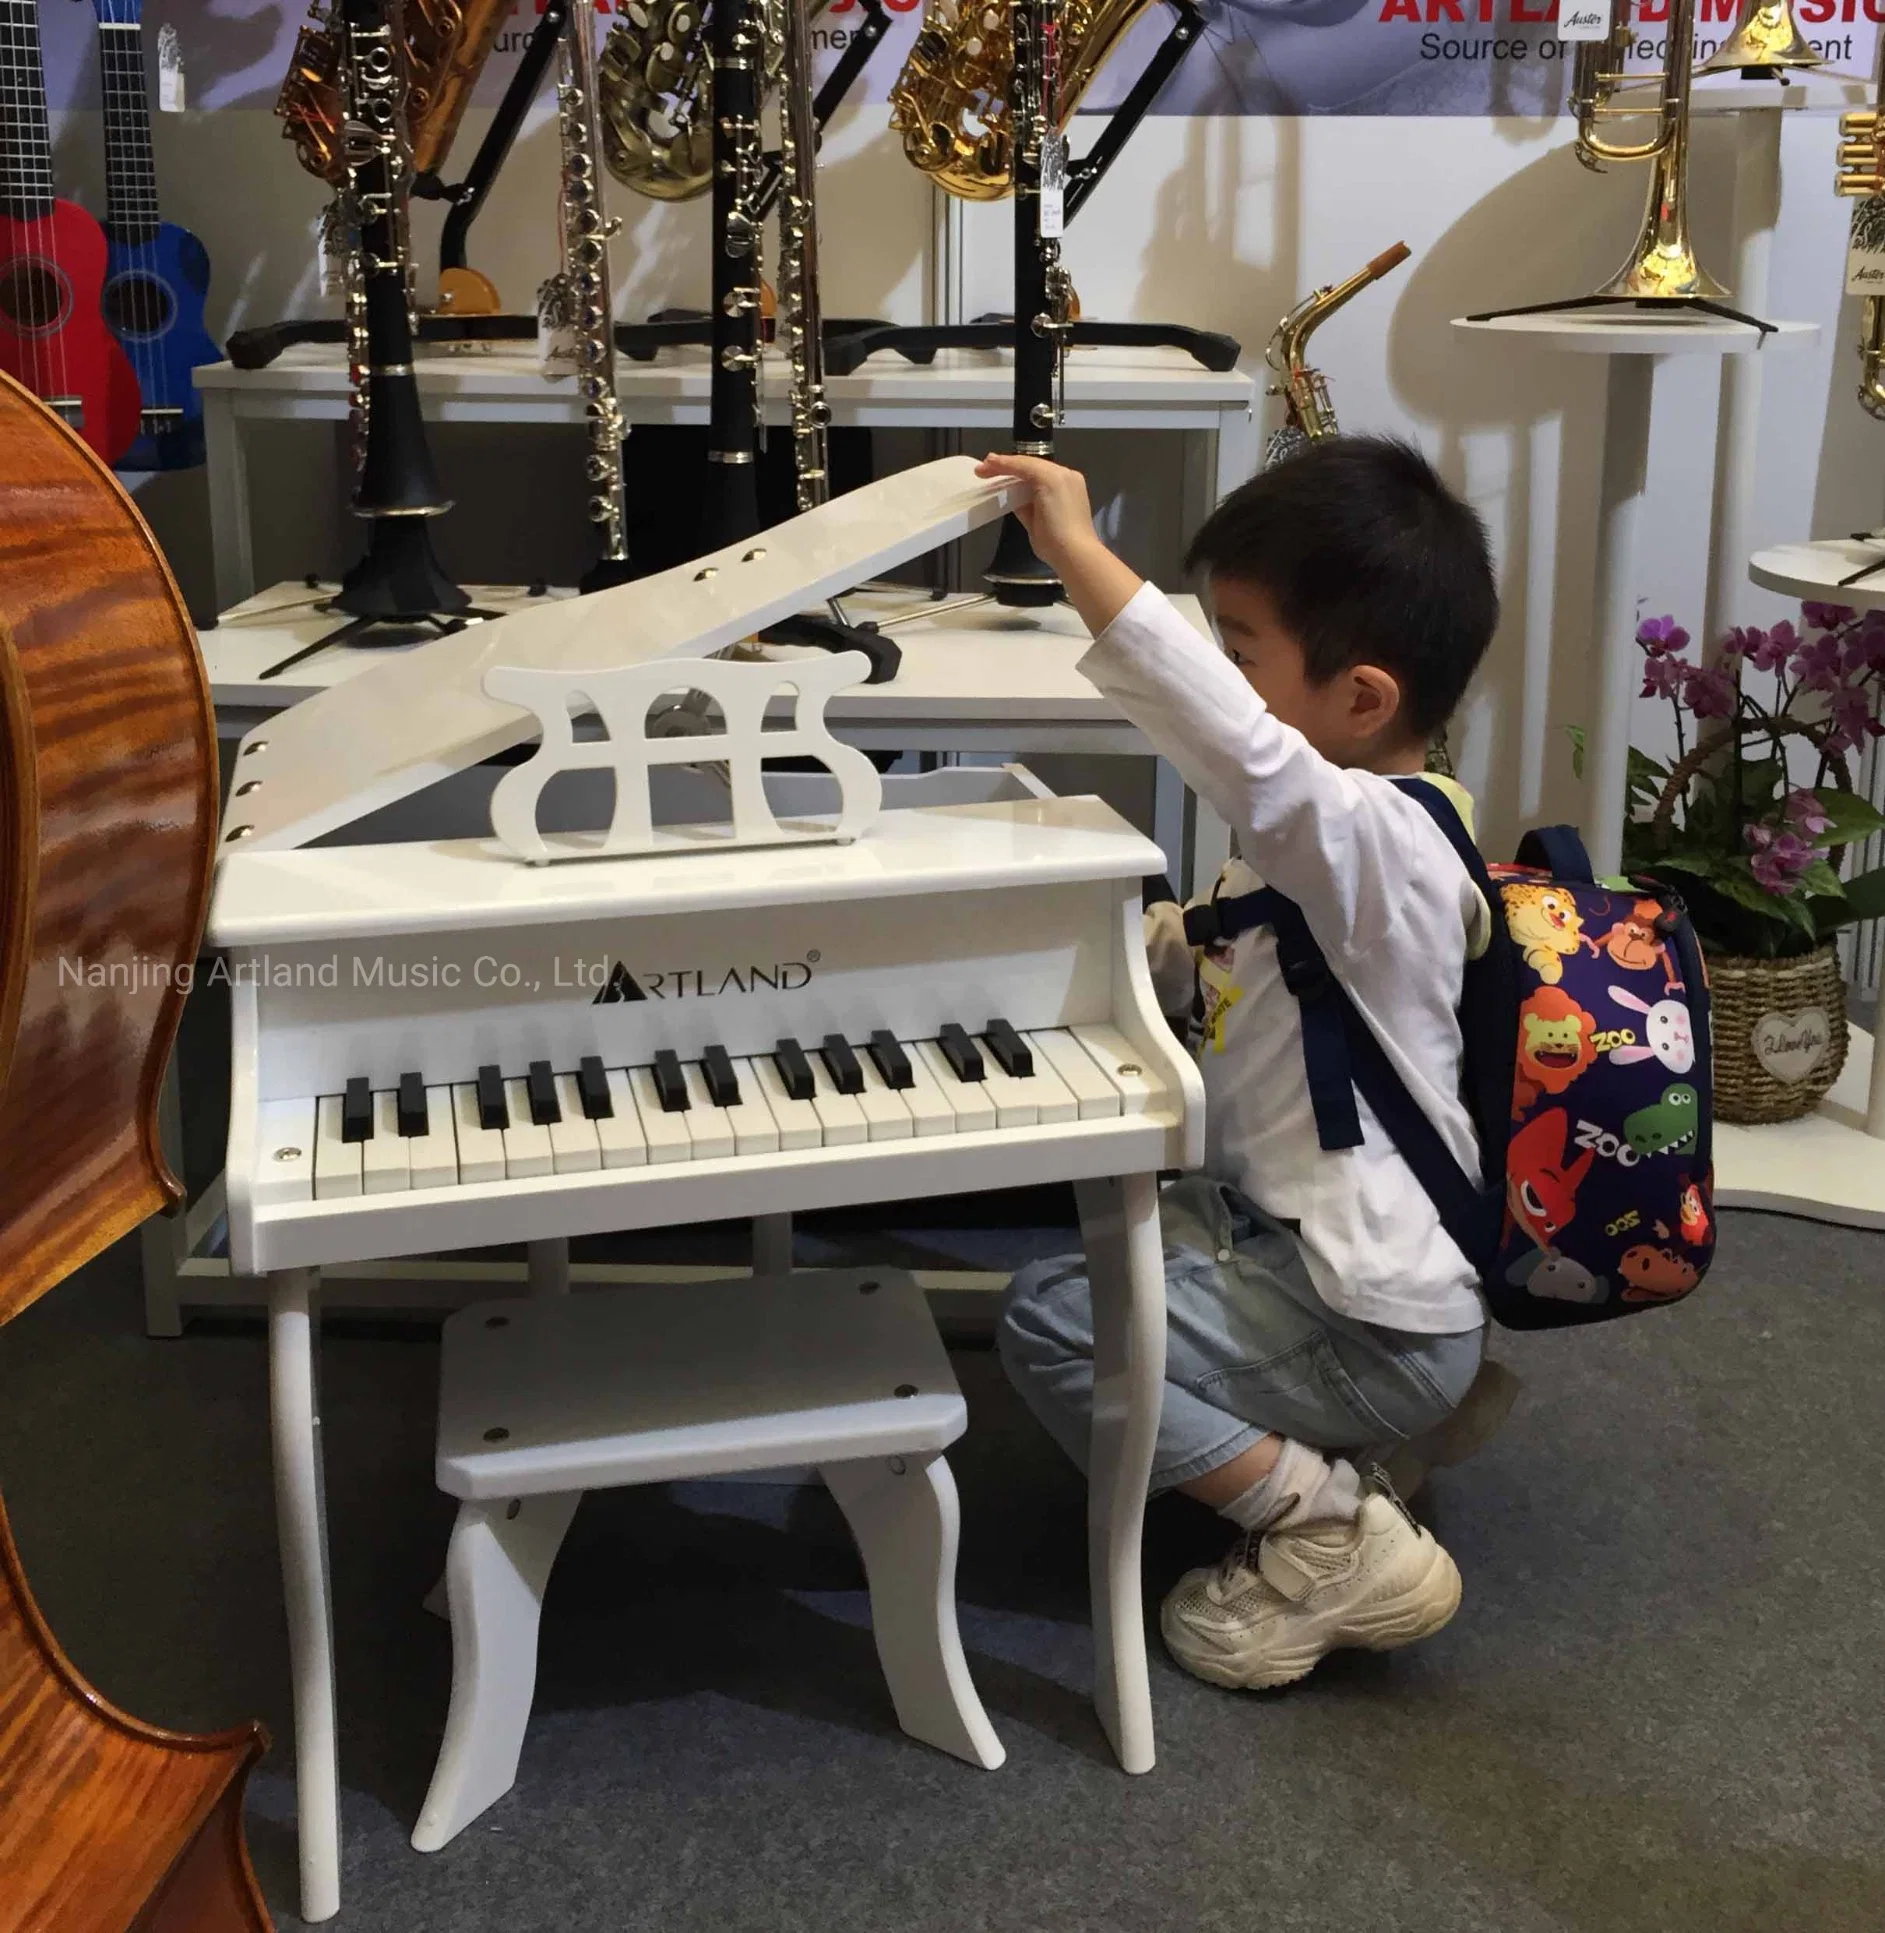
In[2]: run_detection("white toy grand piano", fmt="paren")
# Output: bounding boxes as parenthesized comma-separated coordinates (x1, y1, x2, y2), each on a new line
(208, 459, 1203, 1919)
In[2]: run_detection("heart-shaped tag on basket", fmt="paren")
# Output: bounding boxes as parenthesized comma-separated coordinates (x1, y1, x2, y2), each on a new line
(1751, 1008, 1831, 1087)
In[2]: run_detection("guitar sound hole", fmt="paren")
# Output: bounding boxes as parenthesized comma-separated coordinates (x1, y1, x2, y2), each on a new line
(0, 259, 71, 337)
(103, 273, 176, 340)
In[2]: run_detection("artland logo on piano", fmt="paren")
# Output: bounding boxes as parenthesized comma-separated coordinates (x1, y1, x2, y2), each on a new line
(588, 956, 818, 1003)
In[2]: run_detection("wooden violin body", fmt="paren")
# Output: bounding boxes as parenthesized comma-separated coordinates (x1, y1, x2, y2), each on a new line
(0, 369, 272, 1930)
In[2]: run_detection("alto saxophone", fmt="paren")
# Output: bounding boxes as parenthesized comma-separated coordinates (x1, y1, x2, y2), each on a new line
(1264, 243, 1410, 467)
(1836, 29, 1885, 419)
(545, 0, 635, 583)
(890, 0, 1155, 201)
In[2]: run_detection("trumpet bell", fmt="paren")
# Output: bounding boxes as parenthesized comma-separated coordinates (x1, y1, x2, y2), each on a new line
(1696, 0, 1822, 75)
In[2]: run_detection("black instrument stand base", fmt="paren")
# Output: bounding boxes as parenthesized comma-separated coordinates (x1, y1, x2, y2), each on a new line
(821, 316, 1242, 379)
(1465, 293, 1777, 337)
(760, 612, 901, 685)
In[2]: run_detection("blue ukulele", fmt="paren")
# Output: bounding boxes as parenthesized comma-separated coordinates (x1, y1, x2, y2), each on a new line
(93, 0, 218, 470)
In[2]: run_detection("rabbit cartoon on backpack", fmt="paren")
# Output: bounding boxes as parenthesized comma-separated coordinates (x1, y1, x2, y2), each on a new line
(1605, 986, 1695, 1075)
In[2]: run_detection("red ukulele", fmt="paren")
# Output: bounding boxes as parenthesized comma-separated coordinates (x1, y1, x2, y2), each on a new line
(0, 0, 140, 462)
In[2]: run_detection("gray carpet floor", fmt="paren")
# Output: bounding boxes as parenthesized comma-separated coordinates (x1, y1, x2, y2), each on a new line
(1, 1206, 1881, 1933)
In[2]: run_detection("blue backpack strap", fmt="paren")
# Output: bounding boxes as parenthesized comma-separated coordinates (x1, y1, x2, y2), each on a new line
(1181, 887, 1364, 1153)
(1514, 823, 1594, 883)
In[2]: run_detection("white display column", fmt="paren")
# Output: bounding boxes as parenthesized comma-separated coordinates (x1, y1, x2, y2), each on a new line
(1716, 536, 1885, 1230)
(1452, 315, 1818, 876)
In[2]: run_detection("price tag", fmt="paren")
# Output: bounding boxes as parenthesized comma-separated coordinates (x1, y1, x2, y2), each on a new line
(1848, 198, 1885, 298)
(1557, 2, 1608, 39)
(157, 24, 186, 112)
(1038, 129, 1066, 240)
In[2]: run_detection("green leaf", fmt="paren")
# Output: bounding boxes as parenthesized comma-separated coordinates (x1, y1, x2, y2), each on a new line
(1708, 857, 1822, 939)
(1565, 723, 1586, 782)
(1793, 856, 1846, 900)
(1736, 756, 1786, 814)
(1627, 745, 1671, 812)
(1839, 864, 1885, 923)
(1811, 788, 1885, 845)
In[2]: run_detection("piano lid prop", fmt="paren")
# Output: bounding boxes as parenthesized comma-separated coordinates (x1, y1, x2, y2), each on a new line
(222, 458, 1029, 854)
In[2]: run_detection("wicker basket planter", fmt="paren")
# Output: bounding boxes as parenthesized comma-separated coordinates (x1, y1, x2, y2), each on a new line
(1705, 943, 1849, 1125)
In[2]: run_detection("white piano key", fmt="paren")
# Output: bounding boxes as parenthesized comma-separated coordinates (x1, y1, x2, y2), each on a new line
(452, 1082, 508, 1185)
(1028, 1028, 1123, 1119)
(629, 1064, 694, 1165)
(897, 1045, 957, 1138)
(550, 1073, 603, 1175)
(1023, 1031, 1111, 1121)
(596, 1067, 649, 1169)
(912, 1038, 998, 1134)
(407, 1084, 460, 1191)
(362, 1090, 412, 1195)
(1070, 1024, 1162, 1113)
(749, 1052, 824, 1151)
(809, 1056, 869, 1147)
(254, 1098, 317, 1206)
(680, 1062, 737, 1159)
(721, 1059, 783, 1156)
(856, 1055, 915, 1142)
(975, 1051, 1039, 1127)
(501, 1077, 555, 1181)
(313, 1094, 363, 1201)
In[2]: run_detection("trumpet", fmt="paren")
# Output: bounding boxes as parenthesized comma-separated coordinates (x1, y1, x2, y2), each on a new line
(1696, 0, 1820, 75)
(1572, 0, 1723, 304)
(1836, 29, 1885, 418)
(1264, 243, 1410, 467)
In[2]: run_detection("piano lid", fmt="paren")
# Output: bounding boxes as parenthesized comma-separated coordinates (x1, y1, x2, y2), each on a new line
(221, 459, 1028, 854)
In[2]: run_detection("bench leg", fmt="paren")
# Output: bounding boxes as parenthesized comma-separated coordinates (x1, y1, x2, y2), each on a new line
(1076, 1171, 1165, 1775)
(412, 1490, 581, 1852)
(821, 1453, 1005, 1771)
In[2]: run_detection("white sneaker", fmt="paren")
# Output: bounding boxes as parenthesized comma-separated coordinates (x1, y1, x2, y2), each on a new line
(1160, 1490, 1462, 1691)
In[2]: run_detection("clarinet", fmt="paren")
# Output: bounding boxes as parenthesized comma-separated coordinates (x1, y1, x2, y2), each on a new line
(703, 0, 768, 551)
(774, 0, 829, 511)
(329, 0, 469, 623)
(552, 0, 636, 588)
(984, 0, 1072, 607)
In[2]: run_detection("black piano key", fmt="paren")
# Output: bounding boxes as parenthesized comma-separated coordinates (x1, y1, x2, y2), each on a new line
(527, 1059, 561, 1125)
(477, 1063, 508, 1132)
(577, 1055, 613, 1120)
(701, 1044, 741, 1108)
(340, 1076, 373, 1143)
(774, 1037, 815, 1102)
(396, 1071, 427, 1138)
(821, 1034, 864, 1095)
(938, 1023, 984, 1083)
(984, 1017, 1034, 1079)
(652, 1049, 690, 1113)
(868, 1029, 914, 1090)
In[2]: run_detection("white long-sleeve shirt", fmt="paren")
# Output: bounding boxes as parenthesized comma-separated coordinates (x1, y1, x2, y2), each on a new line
(1081, 582, 1488, 1336)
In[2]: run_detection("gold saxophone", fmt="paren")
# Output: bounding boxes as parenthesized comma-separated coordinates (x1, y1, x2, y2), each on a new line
(889, 0, 1154, 200)
(1837, 30, 1885, 418)
(1264, 243, 1409, 467)
(1696, 0, 1820, 75)
(277, 0, 518, 186)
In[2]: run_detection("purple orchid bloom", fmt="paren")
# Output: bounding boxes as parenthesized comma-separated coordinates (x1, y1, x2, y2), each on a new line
(1802, 601, 1857, 632)
(1681, 663, 1737, 719)
(1636, 615, 1690, 657)
(1742, 626, 1789, 674)
(1784, 788, 1833, 838)
(1746, 824, 1817, 896)
(1790, 631, 1845, 693)
(1641, 654, 1686, 701)
(1825, 683, 1880, 756)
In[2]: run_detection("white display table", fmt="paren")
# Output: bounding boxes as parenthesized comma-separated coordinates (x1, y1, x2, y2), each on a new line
(193, 343, 1260, 612)
(1719, 533, 1885, 1229)
(1451, 314, 1818, 876)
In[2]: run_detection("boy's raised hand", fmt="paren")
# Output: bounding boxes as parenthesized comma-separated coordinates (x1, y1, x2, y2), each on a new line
(975, 453, 1144, 639)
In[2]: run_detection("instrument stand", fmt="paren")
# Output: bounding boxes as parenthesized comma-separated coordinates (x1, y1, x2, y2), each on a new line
(1465, 292, 1778, 336)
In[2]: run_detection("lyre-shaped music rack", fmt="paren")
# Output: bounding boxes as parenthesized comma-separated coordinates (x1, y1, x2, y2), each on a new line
(485, 651, 882, 864)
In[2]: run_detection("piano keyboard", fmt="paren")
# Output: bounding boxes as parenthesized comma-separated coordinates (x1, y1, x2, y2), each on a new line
(260, 1024, 1158, 1206)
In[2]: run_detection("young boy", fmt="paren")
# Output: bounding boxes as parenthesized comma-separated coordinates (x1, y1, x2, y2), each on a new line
(975, 436, 1505, 1692)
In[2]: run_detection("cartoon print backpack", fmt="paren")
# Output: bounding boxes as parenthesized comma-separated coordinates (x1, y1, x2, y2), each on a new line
(1182, 782, 1714, 1330)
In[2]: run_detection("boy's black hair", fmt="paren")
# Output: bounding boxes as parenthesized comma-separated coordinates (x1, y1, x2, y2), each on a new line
(1184, 435, 1498, 740)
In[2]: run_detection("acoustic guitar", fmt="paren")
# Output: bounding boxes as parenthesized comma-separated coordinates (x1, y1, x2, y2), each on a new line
(0, 0, 141, 464)
(0, 367, 273, 1930)
(92, 0, 220, 471)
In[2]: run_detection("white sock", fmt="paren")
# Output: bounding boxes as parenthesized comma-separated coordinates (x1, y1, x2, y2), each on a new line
(1218, 1439, 1363, 1534)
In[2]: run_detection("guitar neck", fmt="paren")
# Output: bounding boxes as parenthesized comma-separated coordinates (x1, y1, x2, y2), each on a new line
(0, 0, 56, 224)
(97, 14, 161, 243)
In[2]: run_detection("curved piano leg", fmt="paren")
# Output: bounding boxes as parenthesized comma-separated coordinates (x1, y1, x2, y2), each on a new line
(268, 1266, 342, 1921)
(1074, 1172, 1166, 1775)
(412, 1489, 581, 1852)
(821, 1452, 1005, 1770)
(527, 1237, 570, 1297)
(751, 1212, 793, 1276)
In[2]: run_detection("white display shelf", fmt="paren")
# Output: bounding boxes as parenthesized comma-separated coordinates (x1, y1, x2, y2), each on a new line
(1713, 1026, 1885, 1230)
(1450, 311, 1818, 878)
(193, 343, 1260, 613)
(1749, 535, 1885, 612)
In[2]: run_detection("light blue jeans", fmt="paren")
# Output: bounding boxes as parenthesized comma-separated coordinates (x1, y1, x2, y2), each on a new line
(999, 1175, 1485, 1492)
